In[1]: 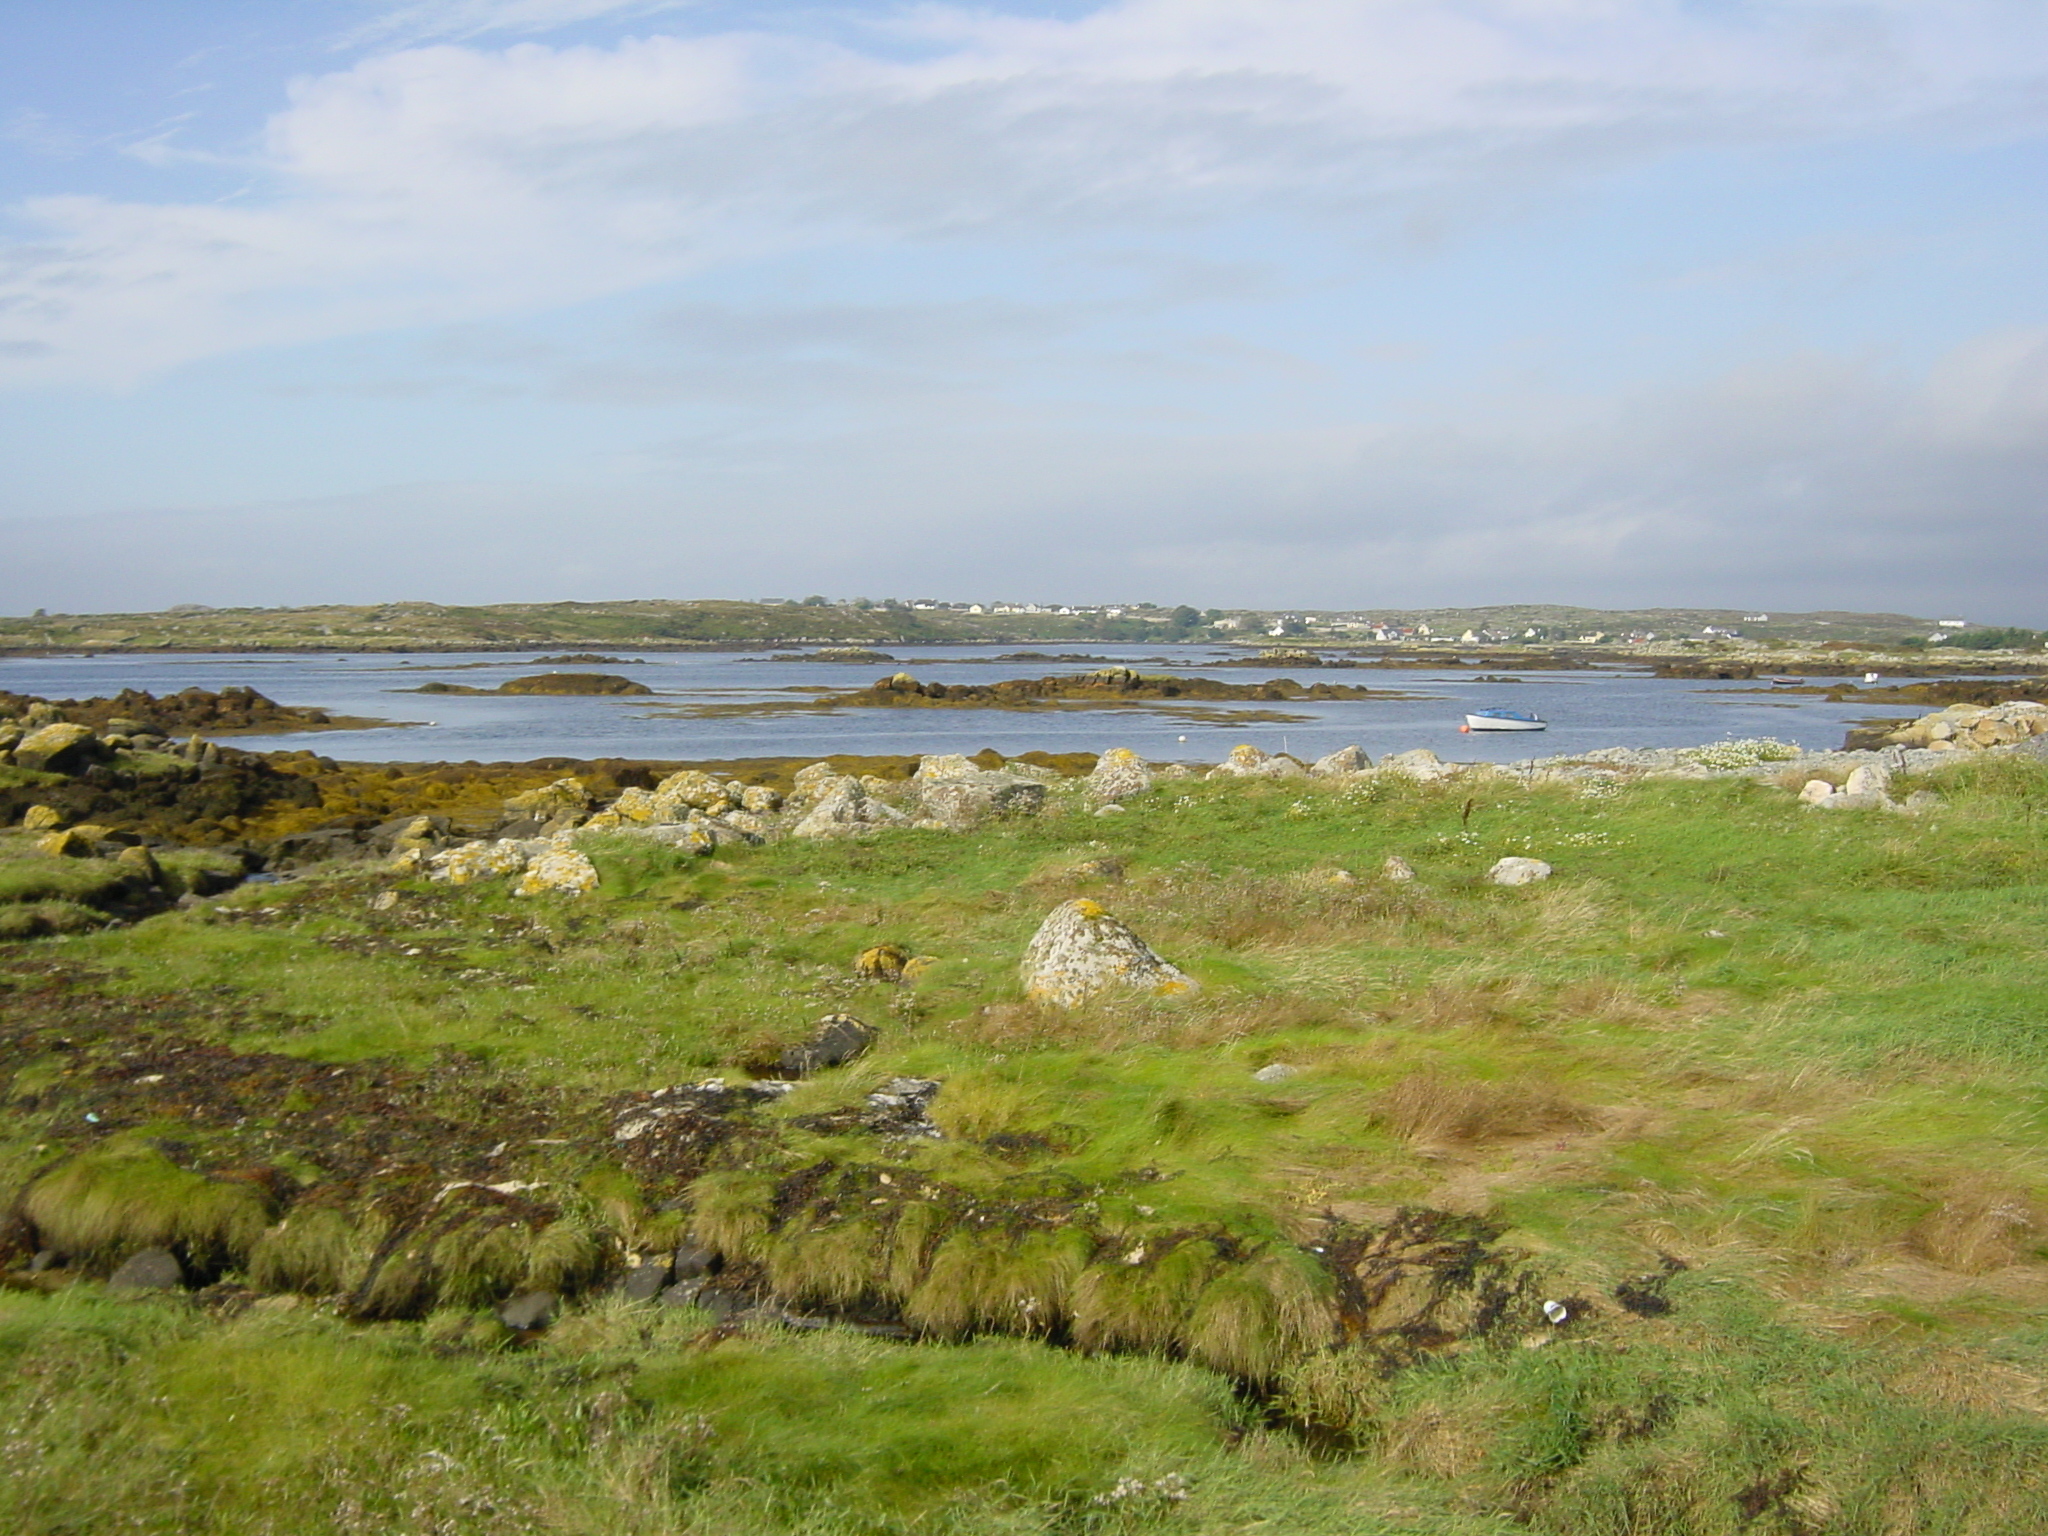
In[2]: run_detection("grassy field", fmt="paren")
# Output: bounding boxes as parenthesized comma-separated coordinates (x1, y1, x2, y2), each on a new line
(5, 751, 2048, 1533)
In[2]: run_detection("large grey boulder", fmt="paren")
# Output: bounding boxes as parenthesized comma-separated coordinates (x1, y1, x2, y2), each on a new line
(1310, 745, 1371, 777)
(1086, 748, 1154, 802)
(1488, 857, 1552, 886)
(918, 771, 1047, 830)
(1210, 744, 1306, 779)
(792, 778, 909, 839)
(1020, 899, 1198, 1009)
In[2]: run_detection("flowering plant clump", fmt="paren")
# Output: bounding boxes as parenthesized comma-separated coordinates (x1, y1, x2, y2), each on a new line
(1093, 1474, 1191, 1507)
(1683, 738, 1802, 769)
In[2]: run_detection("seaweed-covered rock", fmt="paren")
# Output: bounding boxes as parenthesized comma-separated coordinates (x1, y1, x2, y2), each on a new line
(1019, 899, 1198, 1008)
(15, 723, 99, 774)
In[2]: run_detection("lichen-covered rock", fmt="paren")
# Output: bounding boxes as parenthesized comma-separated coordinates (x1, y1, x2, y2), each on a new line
(1878, 701, 2048, 751)
(1310, 745, 1371, 777)
(792, 778, 908, 839)
(431, 839, 529, 885)
(36, 828, 94, 858)
(503, 777, 593, 826)
(1382, 855, 1416, 882)
(1019, 898, 1198, 1008)
(1380, 748, 1454, 782)
(789, 762, 841, 805)
(1488, 857, 1552, 886)
(1844, 763, 1891, 798)
(639, 823, 717, 855)
(21, 804, 63, 832)
(913, 754, 978, 781)
(738, 784, 781, 814)
(515, 843, 599, 897)
(114, 845, 162, 884)
(14, 722, 98, 774)
(1087, 747, 1153, 802)
(856, 943, 909, 981)
(1210, 744, 1306, 779)
(610, 787, 661, 823)
(651, 770, 735, 818)
(918, 771, 1047, 830)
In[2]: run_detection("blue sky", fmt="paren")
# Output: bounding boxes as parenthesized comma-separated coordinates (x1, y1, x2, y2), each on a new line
(2, 1, 2044, 619)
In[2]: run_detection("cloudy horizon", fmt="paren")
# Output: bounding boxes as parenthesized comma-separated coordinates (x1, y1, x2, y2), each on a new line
(3, 1, 2044, 621)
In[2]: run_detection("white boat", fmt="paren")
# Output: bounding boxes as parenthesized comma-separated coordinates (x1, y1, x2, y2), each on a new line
(1863, 672, 1880, 683)
(1463, 709, 1547, 732)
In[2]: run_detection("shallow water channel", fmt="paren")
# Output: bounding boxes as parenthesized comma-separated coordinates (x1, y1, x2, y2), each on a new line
(2, 647, 1931, 764)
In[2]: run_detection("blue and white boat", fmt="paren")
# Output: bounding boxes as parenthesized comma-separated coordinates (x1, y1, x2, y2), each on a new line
(1463, 708, 1547, 732)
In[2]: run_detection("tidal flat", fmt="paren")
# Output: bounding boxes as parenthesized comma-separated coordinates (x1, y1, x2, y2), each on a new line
(5, 714, 2048, 1534)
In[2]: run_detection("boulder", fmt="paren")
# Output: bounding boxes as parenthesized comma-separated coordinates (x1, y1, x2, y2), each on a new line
(917, 771, 1047, 830)
(14, 722, 99, 774)
(855, 944, 909, 981)
(1381, 855, 1417, 883)
(36, 828, 94, 859)
(622, 1259, 673, 1302)
(107, 1247, 183, 1293)
(1380, 748, 1454, 782)
(792, 778, 908, 839)
(496, 1290, 557, 1332)
(1252, 1063, 1299, 1083)
(1310, 745, 1371, 777)
(1814, 791, 1892, 811)
(913, 754, 978, 781)
(651, 770, 736, 818)
(609, 787, 662, 823)
(502, 777, 593, 826)
(1844, 763, 1891, 798)
(639, 823, 718, 855)
(778, 1013, 877, 1077)
(1019, 898, 1199, 1009)
(1210, 744, 1306, 779)
(1087, 747, 1154, 802)
(1798, 779, 1837, 805)
(738, 784, 781, 814)
(431, 840, 529, 885)
(115, 845, 163, 884)
(514, 843, 599, 897)
(789, 762, 842, 804)
(1488, 857, 1552, 886)
(21, 804, 63, 832)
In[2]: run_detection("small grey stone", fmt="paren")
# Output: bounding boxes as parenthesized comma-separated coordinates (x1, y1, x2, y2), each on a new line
(1251, 1063, 1299, 1083)
(1488, 857, 1552, 886)
(108, 1247, 182, 1292)
(496, 1290, 557, 1331)
(29, 1249, 64, 1274)
(622, 1261, 673, 1302)
(658, 1279, 706, 1308)
(673, 1240, 719, 1279)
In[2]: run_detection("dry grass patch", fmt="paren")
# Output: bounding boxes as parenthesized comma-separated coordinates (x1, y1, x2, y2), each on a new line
(1373, 1073, 1598, 1150)
(1906, 1186, 2044, 1274)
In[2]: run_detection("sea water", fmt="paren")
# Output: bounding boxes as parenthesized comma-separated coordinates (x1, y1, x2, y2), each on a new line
(0, 647, 1931, 766)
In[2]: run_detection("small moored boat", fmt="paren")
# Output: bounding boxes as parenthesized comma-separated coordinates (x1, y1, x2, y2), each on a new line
(1462, 708, 1547, 732)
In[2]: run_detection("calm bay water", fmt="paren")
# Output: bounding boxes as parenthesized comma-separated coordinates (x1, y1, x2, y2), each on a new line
(2, 647, 1924, 765)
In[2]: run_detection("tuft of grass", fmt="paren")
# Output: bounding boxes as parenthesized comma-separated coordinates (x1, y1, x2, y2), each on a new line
(23, 1145, 275, 1274)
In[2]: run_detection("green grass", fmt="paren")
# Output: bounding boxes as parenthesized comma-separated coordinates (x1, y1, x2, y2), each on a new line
(6, 753, 2048, 1530)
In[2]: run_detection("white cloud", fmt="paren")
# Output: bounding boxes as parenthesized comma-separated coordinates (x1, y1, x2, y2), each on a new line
(3, 2, 2044, 386)
(347, 0, 700, 47)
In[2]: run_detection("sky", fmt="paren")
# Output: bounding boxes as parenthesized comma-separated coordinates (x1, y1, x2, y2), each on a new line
(1, 1, 2044, 621)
